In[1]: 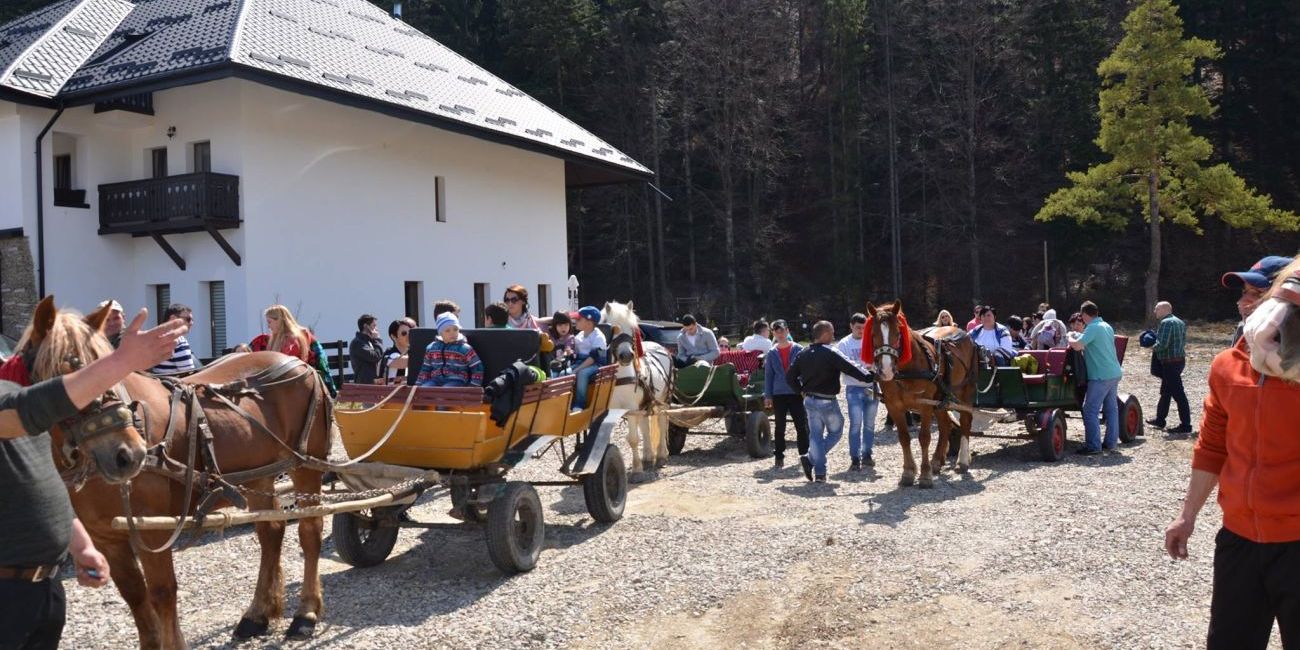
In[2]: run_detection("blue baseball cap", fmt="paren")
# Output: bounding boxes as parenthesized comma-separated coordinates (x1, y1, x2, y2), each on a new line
(577, 306, 601, 324)
(1222, 255, 1294, 289)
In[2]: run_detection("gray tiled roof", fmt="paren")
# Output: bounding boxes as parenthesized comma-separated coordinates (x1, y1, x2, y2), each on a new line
(0, 0, 649, 180)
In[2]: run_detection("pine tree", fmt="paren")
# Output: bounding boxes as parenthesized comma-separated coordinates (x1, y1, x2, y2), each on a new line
(1035, 0, 1298, 318)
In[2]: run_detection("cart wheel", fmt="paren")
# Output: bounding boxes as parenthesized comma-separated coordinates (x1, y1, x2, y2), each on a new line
(745, 411, 772, 458)
(725, 413, 745, 436)
(1023, 416, 1039, 437)
(668, 424, 689, 455)
(1119, 394, 1143, 443)
(485, 482, 544, 574)
(583, 445, 627, 523)
(1037, 409, 1067, 462)
(332, 507, 401, 568)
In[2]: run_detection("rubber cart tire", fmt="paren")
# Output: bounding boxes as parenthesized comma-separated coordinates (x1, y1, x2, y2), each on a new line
(745, 411, 772, 458)
(1119, 394, 1143, 443)
(1037, 409, 1067, 462)
(583, 445, 627, 523)
(332, 506, 401, 568)
(485, 482, 544, 574)
(668, 424, 689, 455)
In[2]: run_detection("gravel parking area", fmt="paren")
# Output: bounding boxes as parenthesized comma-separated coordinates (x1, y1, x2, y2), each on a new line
(62, 324, 1283, 648)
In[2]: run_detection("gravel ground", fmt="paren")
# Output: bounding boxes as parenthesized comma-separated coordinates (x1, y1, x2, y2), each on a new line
(62, 324, 1283, 649)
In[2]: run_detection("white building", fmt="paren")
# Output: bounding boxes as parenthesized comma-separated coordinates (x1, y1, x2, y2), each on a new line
(0, 0, 649, 355)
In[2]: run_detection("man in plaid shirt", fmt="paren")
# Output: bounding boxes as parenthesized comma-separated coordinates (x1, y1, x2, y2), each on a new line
(1147, 301, 1192, 434)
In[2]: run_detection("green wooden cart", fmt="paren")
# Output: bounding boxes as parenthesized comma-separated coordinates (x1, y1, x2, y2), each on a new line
(666, 350, 772, 458)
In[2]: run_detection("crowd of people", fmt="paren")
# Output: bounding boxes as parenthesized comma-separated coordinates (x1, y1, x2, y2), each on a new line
(1, 251, 1297, 649)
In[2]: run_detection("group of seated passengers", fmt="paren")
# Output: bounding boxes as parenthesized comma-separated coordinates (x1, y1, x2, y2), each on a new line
(966, 305, 1073, 369)
(412, 304, 608, 408)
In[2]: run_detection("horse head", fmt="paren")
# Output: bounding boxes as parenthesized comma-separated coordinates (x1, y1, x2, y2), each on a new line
(18, 296, 149, 484)
(602, 301, 640, 366)
(866, 300, 913, 382)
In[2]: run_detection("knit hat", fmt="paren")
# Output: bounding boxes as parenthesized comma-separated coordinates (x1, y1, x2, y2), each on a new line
(577, 306, 601, 324)
(1043, 309, 1057, 321)
(435, 312, 460, 334)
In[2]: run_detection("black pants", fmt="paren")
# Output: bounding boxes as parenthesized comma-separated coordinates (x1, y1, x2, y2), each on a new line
(1208, 528, 1300, 650)
(1155, 360, 1190, 427)
(0, 579, 65, 650)
(771, 394, 809, 457)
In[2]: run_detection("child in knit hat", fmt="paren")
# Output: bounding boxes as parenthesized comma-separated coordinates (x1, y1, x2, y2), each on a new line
(416, 313, 484, 387)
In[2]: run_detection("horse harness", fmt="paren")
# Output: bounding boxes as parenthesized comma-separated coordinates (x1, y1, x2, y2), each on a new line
(116, 357, 328, 553)
(883, 328, 981, 408)
(610, 331, 672, 412)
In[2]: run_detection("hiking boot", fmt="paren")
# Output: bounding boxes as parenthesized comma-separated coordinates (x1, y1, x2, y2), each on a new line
(1075, 447, 1102, 456)
(1167, 424, 1193, 434)
(814, 475, 827, 483)
(850, 458, 862, 472)
(800, 456, 813, 481)
(774, 453, 785, 469)
(1145, 418, 1166, 428)
(861, 455, 875, 467)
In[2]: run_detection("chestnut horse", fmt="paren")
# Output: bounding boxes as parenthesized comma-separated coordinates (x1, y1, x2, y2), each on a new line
(20, 297, 333, 649)
(865, 300, 978, 487)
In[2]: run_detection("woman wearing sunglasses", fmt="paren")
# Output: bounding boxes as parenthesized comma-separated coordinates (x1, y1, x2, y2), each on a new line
(381, 317, 417, 384)
(503, 284, 542, 331)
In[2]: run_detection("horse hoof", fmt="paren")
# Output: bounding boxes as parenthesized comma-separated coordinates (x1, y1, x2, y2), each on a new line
(957, 463, 970, 474)
(234, 617, 269, 639)
(898, 475, 915, 487)
(286, 615, 317, 640)
(654, 458, 668, 469)
(918, 477, 934, 489)
(629, 472, 651, 484)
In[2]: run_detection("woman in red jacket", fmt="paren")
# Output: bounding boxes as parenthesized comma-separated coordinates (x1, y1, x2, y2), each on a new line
(249, 305, 309, 361)
(1165, 259, 1300, 650)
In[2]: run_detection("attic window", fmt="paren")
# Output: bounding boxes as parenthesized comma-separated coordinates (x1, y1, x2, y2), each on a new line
(85, 31, 152, 67)
(63, 26, 98, 39)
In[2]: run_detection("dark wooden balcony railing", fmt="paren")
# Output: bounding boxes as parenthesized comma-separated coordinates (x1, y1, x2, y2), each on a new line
(98, 172, 240, 236)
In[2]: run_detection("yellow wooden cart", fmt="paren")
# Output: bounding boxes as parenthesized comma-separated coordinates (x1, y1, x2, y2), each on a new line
(331, 327, 625, 574)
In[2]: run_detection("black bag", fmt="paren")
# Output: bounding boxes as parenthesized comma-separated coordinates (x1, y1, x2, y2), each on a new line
(1150, 355, 1163, 379)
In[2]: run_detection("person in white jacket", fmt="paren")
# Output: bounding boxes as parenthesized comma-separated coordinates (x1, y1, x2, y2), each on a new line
(739, 319, 773, 354)
(972, 306, 1016, 365)
(836, 313, 879, 469)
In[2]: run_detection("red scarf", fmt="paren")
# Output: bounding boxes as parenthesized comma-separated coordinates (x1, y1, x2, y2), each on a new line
(862, 313, 914, 367)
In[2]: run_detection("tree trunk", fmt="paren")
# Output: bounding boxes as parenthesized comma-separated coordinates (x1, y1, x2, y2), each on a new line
(884, 0, 902, 298)
(651, 84, 667, 316)
(683, 111, 697, 286)
(721, 162, 738, 318)
(1145, 169, 1162, 324)
(965, 52, 981, 302)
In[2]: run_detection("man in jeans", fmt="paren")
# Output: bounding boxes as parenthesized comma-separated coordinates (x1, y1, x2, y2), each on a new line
(1068, 301, 1123, 455)
(1147, 301, 1191, 434)
(763, 320, 806, 469)
(836, 313, 878, 470)
(787, 321, 875, 482)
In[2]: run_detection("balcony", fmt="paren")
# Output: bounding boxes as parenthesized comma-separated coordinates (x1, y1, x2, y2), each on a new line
(98, 172, 240, 236)
(98, 172, 242, 270)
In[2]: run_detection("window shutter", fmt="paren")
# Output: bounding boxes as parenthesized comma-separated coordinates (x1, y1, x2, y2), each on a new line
(209, 281, 226, 355)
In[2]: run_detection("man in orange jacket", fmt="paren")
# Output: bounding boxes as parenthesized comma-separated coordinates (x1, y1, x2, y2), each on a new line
(1165, 259, 1300, 650)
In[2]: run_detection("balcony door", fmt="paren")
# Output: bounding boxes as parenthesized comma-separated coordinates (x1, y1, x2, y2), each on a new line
(149, 147, 167, 179)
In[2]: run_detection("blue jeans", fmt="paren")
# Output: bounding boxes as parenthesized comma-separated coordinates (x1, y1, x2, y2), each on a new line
(804, 397, 845, 477)
(575, 364, 599, 408)
(1083, 377, 1121, 451)
(845, 386, 879, 460)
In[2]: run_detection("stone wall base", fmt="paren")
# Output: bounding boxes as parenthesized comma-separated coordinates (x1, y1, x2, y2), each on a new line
(0, 237, 38, 340)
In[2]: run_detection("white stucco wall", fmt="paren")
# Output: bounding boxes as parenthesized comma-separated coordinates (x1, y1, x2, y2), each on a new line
(6, 75, 569, 357)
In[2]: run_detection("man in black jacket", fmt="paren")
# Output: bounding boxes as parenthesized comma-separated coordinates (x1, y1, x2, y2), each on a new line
(1, 309, 183, 650)
(787, 320, 875, 482)
(348, 314, 386, 385)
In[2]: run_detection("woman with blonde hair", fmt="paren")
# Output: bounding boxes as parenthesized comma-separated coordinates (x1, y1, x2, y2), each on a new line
(934, 309, 955, 327)
(250, 305, 309, 361)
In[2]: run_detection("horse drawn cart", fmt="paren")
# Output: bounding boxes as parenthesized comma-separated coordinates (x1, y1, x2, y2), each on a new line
(665, 350, 772, 459)
(962, 335, 1144, 461)
(111, 329, 627, 576)
(328, 328, 627, 574)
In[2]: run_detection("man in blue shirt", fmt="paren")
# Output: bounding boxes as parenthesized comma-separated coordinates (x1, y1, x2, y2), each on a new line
(1068, 301, 1123, 455)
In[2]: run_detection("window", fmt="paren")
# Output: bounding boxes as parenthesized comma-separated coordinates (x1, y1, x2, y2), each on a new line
(208, 281, 226, 356)
(149, 147, 168, 179)
(537, 284, 551, 317)
(435, 176, 446, 222)
(473, 283, 489, 328)
(152, 284, 170, 326)
(191, 141, 211, 173)
(404, 281, 422, 323)
(54, 155, 72, 190)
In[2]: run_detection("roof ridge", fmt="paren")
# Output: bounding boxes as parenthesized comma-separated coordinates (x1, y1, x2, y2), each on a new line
(0, 0, 77, 35)
(227, 0, 252, 62)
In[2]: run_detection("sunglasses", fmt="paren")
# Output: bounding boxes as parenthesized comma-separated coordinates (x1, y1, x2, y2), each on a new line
(397, 330, 409, 337)
(503, 296, 522, 304)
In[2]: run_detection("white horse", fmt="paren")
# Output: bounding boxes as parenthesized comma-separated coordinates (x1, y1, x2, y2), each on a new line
(602, 301, 674, 475)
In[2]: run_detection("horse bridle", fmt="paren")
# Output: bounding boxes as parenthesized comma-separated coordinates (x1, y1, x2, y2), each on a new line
(53, 355, 146, 453)
(872, 316, 903, 366)
(609, 331, 639, 387)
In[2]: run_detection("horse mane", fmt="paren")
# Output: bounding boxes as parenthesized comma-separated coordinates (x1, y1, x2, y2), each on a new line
(603, 301, 640, 335)
(30, 311, 114, 381)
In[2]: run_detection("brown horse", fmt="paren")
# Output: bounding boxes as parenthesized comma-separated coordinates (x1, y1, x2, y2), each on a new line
(20, 297, 333, 649)
(865, 300, 978, 488)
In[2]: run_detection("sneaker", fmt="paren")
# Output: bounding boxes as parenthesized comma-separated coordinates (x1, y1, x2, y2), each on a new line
(1075, 447, 1102, 456)
(861, 455, 875, 467)
(1167, 424, 1193, 434)
(1145, 418, 1166, 428)
(850, 458, 862, 472)
(774, 454, 785, 468)
(814, 475, 827, 483)
(1102, 445, 1120, 454)
(800, 456, 813, 481)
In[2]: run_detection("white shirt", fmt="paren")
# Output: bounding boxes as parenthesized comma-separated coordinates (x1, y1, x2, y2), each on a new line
(739, 334, 773, 353)
(835, 334, 874, 388)
(575, 328, 608, 359)
(973, 324, 1016, 357)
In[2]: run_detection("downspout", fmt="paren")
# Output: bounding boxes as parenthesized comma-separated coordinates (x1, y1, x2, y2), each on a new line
(34, 102, 64, 298)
